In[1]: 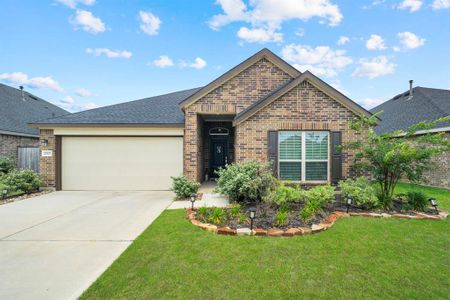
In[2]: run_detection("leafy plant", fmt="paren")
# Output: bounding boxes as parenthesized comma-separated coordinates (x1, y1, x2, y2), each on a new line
(405, 191, 428, 211)
(171, 175, 200, 199)
(346, 113, 450, 209)
(207, 207, 227, 225)
(215, 161, 275, 202)
(197, 207, 209, 221)
(264, 184, 304, 208)
(0, 156, 16, 175)
(300, 185, 335, 221)
(3, 169, 41, 193)
(275, 209, 289, 227)
(237, 212, 248, 224)
(338, 177, 379, 209)
(229, 204, 241, 218)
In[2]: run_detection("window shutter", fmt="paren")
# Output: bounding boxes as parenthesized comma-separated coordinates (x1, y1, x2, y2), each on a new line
(330, 131, 342, 184)
(267, 131, 278, 177)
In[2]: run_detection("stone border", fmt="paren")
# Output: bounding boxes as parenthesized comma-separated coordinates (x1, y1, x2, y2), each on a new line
(1, 190, 52, 206)
(185, 209, 448, 237)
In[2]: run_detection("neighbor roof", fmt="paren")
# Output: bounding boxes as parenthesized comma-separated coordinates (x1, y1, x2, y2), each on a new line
(0, 83, 68, 136)
(370, 87, 450, 134)
(31, 88, 201, 127)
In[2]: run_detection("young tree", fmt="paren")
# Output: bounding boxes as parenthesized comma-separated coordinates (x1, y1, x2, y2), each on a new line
(347, 113, 450, 209)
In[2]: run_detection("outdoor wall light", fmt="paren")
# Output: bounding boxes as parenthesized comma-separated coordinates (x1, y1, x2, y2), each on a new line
(248, 207, 257, 232)
(40, 139, 48, 147)
(2, 188, 8, 200)
(190, 193, 196, 210)
(429, 198, 438, 214)
(346, 196, 353, 213)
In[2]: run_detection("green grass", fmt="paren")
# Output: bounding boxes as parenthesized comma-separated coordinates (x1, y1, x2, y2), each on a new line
(81, 183, 450, 299)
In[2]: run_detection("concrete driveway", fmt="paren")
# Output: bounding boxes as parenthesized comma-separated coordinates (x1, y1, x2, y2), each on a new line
(0, 191, 173, 300)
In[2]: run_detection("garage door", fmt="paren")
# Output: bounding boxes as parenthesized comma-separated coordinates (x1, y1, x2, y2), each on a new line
(61, 136, 183, 190)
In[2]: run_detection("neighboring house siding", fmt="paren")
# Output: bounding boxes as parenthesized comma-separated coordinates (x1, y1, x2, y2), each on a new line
(183, 58, 292, 181)
(0, 133, 38, 160)
(235, 81, 366, 180)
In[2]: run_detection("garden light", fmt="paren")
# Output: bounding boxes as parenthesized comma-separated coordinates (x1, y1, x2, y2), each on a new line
(429, 198, 438, 214)
(2, 188, 7, 200)
(248, 207, 257, 232)
(190, 193, 196, 210)
(346, 196, 353, 213)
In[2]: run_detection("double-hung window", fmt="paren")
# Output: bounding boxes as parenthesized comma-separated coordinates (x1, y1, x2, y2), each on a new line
(278, 131, 329, 182)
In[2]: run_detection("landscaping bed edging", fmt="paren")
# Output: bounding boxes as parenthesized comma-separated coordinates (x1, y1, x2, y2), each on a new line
(185, 208, 449, 237)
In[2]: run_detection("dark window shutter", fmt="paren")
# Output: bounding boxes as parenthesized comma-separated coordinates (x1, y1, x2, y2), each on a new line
(267, 131, 278, 177)
(330, 131, 342, 184)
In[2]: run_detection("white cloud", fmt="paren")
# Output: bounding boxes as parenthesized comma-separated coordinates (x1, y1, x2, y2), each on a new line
(281, 44, 352, 78)
(431, 0, 450, 9)
(237, 26, 283, 43)
(139, 11, 161, 36)
(75, 88, 93, 97)
(70, 9, 105, 33)
(209, 0, 342, 43)
(337, 36, 349, 45)
(366, 34, 386, 50)
(352, 56, 396, 79)
(190, 57, 207, 69)
(55, 97, 100, 112)
(362, 0, 386, 9)
(295, 28, 305, 37)
(86, 48, 132, 58)
(395, 31, 425, 50)
(398, 0, 423, 12)
(358, 98, 384, 109)
(153, 55, 174, 68)
(0, 72, 64, 92)
(330, 80, 349, 95)
(56, 0, 95, 9)
(61, 96, 75, 103)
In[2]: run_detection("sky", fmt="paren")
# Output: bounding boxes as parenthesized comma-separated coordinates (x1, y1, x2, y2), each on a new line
(0, 0, 449, 112)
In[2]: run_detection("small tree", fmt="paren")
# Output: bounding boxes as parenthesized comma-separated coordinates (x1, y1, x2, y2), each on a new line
(347, 113, 450, 209)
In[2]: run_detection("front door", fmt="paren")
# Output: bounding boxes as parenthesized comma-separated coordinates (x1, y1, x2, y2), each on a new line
(210, 138, 228, 177)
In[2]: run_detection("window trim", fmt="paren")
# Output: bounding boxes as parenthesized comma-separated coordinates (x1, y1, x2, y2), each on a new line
(278, 131, 330, 183)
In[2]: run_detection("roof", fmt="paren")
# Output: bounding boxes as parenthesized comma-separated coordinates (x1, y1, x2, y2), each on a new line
(0, 83, 68, 136)
(178, 48, 301, 109)
(31, 88, 201, 127)
(370, 87, 450, 134)
(233, 71, 377, 126)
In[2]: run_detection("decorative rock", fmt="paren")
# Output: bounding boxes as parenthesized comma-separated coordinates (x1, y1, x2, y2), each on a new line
(392, 213, 413, 219)
(349, 212, 361, 216)
(204, 224, 218, 232)
(217, 227, 237, 235)
(254, 228, 267, 236)
(191, 219, 203, 226)
(267, 228, 284, 237)
(333, 211, 350, 217)
(311, 224, 324, 233)
(439, 211, 448, 219)
(358, 212, 372, 217)
(369, 213, 383, 218)
(381, 213, 392, 218)
(319, 222, 333, 230)
(298, 227, 312, 235)
(236, 228, 252, 236)
(282, 228, 301, 237)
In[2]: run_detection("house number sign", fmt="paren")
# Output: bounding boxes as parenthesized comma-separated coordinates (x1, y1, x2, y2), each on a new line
(42, 150, 53, 157)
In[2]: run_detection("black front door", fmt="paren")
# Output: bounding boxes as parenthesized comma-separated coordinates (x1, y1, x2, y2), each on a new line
(210, 138, 228, 177)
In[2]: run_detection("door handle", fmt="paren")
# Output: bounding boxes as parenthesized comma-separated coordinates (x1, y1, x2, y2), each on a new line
(225, 156, 228, 164)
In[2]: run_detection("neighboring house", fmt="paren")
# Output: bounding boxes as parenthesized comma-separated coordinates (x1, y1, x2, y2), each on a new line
(0, 83, 68, 171)
(371, 82, 450, 188)
(31, 49, 376, 191)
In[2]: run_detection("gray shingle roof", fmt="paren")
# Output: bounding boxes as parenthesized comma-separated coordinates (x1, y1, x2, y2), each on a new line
(32, 88, 201, 126)
(0, 83, 68, 136)
(370, 87, 450, 134)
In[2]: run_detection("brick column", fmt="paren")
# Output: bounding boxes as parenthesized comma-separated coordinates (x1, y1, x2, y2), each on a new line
(39, 129, 56, 188)
(183, 111, 199, 181)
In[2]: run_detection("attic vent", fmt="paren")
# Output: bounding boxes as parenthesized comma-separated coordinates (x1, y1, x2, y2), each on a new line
(28, 95, 38, 100)
(393, 94, 402, 100)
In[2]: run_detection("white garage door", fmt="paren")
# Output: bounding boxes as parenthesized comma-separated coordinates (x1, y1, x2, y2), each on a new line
(61, 136, 183, 190)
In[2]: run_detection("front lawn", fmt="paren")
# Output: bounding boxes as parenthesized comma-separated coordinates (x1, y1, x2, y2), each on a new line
(81, 183, 450, 299)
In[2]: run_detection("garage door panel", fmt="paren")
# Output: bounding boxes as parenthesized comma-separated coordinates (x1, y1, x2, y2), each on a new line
(61, 137, 182, 190)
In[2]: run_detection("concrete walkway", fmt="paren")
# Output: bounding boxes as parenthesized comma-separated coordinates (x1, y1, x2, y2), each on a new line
(0, 191, 173, 300)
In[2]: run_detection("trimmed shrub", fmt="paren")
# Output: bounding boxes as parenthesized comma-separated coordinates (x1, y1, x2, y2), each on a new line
(3, 169, 42, 193)
(0, 157, 16, 175)
(300, 185, 335, 221)
(171, 175, 200, 199)
(264, 184, 304, 208)
(338, 177, 379, 209)
(215, 161, 275, 202)
(275, 209, 289, 227)
(406, 191, 428, 211)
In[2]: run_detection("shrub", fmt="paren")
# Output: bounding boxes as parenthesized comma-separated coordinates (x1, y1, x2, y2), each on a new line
(405, 191, 428, 211)
(237, 212, 248, 224)
(215, 161, 275, 202)
(197, 207, 209, 220)
(171, 175, 200, 199)
(207, 207, 227, 225)
(0, 157, 16, 175)
(229, 204, 241, 218)
(3, 169, 41, 193)
(338, 177, 379, 209)
(264, 184, 304, 208)
(300, 185, 335, 221)
(275, 209, 289, 227)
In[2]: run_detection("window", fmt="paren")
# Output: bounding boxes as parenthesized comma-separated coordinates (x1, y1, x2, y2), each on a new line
(278, 131, 329, 182)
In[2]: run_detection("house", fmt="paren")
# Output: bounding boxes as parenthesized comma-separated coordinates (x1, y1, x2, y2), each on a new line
(0, 83, 68, 171)
(30, 48, 376, 191)
(371, 81, 450, 188)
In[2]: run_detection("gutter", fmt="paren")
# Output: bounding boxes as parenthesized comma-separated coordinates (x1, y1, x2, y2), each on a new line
(0, 129, 39, 138)
(392, 126, 450, 137)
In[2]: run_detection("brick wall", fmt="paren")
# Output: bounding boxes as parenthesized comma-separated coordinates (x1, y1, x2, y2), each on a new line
(39, 129, 56, 188)
(0, 134, 38, 160)
(183, 58, 292, 181)
(235, 81, 367, 180)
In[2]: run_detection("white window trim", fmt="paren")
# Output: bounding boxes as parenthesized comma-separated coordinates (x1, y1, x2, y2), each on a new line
(278, 131, 330, 183)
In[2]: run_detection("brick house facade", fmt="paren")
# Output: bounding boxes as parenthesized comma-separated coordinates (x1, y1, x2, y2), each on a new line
(0, 134, 38, 160)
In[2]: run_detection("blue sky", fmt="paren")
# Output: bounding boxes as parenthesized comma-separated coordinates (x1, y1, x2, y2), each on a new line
(0, 0, 449, 112)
